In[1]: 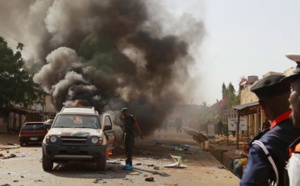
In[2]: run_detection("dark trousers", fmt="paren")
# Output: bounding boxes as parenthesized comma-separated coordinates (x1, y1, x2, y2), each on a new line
(124, 133, 135, 166)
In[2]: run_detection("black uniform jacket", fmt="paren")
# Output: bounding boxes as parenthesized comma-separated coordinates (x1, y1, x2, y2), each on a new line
(240, 115, 300, 186)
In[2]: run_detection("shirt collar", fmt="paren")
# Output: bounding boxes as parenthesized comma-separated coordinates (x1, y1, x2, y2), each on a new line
(270, 110, 292, 129)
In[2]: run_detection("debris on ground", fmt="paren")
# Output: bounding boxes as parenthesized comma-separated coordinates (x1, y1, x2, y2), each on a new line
(138, 150, 152, 155)
(192, 132, 208, 144)
(107, 160, 121, 164)
(93, 178, 103, 183)
(145, 177, 154, 182)
(0, 153, 17, 159)
(155, 141, 164, 146)
(165, 154, 188, 168)
(8, 154, 16, 158)
(0, 144, 19, 150)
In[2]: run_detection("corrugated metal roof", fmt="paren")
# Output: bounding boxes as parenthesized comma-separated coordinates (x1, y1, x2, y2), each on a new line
(232, 101, 259, 110)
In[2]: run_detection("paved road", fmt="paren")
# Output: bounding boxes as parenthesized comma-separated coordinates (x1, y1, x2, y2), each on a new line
(0, 130, 240, 186)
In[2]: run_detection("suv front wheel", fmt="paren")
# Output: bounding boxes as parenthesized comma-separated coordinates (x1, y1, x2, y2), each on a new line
(95, 148, 106, 171)
(42, 152, 53, 171)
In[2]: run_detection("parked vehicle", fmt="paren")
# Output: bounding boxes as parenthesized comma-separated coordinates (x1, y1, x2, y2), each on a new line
(44, 119, 54, 130)
(19, 122, 48, 146)
(42, 106, 115, 171)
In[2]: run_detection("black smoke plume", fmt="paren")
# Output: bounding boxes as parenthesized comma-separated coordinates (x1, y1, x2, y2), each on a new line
(0, 0, 204, 135)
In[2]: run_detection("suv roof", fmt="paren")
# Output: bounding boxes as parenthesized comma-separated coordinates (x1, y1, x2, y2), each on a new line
(60, 107, 98, 114)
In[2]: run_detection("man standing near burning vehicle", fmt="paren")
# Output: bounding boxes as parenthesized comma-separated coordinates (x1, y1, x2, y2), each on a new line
(240, 74, 300, 186)
(121, 107, 143, 170)
(281, 54, 300, 186)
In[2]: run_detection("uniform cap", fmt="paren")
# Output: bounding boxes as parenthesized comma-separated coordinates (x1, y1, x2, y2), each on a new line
(250, 74, 290, 99)
(121, 107, 128, 112)
(281, 54, 300, 84)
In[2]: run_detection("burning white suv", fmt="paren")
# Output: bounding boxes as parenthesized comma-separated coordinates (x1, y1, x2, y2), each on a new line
(42, 106, 115, 171)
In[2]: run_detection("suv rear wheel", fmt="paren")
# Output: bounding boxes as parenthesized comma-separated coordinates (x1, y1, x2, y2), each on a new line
(19, 140, 25, 147)
(42, 152, 53, 171)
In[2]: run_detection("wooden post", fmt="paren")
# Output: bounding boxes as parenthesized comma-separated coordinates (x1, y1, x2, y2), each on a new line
(247, 115, 250, 143)
(256, 107, 260, 136)
(237, 113, 240, 150)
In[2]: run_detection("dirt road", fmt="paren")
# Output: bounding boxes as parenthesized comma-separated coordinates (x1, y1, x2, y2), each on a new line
(0, 129, 239, 186)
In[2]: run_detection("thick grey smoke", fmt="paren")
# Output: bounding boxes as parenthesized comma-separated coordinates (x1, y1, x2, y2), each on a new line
(0, 0, 204, 135)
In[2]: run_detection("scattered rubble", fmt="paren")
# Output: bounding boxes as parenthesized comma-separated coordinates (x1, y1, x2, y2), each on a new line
(145, 176, 154, 182)
(165, 154, 188, 168)
(0, 153, 17, 159)
(155, 141, 164, 146)
(0, 143, 19, 150)
(138, 150, 152, 155)
(154, 166, 160, 170)
(93, 178, 105, 184)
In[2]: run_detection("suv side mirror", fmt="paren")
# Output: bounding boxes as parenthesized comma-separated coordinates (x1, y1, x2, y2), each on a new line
(104, 125, 112, 131)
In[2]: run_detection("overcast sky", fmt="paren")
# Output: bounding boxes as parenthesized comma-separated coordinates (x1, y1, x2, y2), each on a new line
(162, 0, 300, 105)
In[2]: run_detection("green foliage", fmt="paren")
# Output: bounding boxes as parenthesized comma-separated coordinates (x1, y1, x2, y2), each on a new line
(0, 36, 41, 108)
(222, 83, 226, 99)
(222, 82, 240, 108)
(198, 102, 219, 124)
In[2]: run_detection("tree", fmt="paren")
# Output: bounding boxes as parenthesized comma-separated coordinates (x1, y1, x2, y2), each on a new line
(0, 36, 41, 108)
(198, 102, 218, 124)
(222, 83, 226, 99)
(221, 82, 240, 108)
(227, 82, 236, 107)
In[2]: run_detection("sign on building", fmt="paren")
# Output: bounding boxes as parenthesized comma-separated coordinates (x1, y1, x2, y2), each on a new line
(228, 117, 248, 131)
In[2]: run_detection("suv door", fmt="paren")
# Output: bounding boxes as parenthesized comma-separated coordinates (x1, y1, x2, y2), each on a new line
(102, 114, 115, 151)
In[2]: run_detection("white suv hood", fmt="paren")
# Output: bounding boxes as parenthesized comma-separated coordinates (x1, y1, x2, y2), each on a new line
(47, 128, 102, 137)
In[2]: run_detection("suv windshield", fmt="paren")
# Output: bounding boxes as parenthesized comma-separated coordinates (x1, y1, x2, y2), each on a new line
(53, 114, 101, 129)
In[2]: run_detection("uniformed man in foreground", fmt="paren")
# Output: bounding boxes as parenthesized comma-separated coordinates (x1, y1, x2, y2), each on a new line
(281, 54, 300, 186)
(240, 74, 300, 186)
(121, 107, 143, 170)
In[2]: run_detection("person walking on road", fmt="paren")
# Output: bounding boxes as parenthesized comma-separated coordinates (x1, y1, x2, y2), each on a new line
(217, 120, 223, 136)
(121, 107, 143, 170)
(240, 74, 300, 186)
(175, 117, 182, 133)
